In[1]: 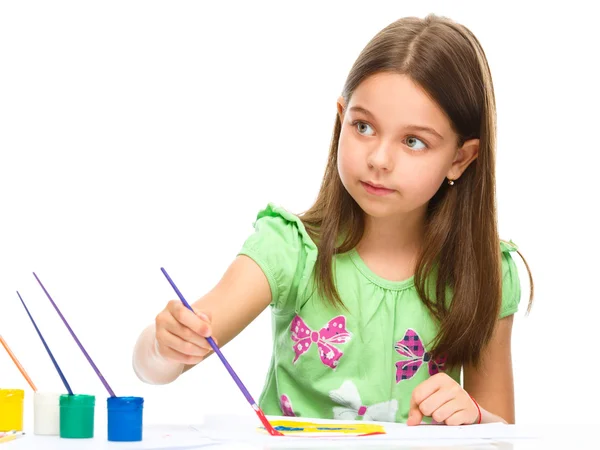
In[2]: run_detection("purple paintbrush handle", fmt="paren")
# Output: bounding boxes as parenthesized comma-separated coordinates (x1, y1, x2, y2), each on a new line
(160, 268, 256, 405)
(33, 272, 116, 397)
(205, 337, 255, 405)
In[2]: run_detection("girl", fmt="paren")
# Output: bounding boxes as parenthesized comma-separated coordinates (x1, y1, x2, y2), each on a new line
(133, 14, 533, 426)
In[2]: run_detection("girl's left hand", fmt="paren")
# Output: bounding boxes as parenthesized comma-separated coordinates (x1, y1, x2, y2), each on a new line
(407, 373, 480, 426)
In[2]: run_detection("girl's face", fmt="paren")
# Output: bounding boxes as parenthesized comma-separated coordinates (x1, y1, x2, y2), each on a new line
(337, 72, 478, 221)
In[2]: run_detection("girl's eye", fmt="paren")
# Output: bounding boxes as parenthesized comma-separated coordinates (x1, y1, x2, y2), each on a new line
(406, 136, 427, 151)
(354, 121, 375, 136)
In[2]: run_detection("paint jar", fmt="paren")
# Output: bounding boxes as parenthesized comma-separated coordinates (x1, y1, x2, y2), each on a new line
(0, 389, 24, 432)
(59, 394, 95, 438)
(33, 392, 60, 435)
(107, 396, 143, 441)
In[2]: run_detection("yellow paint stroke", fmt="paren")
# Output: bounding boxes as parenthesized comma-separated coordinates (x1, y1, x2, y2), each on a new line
(259, 419, 386, 436)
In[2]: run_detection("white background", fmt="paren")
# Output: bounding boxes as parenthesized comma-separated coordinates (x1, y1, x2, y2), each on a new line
(1, 0, 598, 433)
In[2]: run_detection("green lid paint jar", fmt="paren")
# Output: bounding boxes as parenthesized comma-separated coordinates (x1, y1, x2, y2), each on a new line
(59, 394, 95, 438)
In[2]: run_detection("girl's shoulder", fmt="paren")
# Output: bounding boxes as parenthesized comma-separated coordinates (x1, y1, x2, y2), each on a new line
(237, 203, 317, 312)
(241, 203, 317, 257)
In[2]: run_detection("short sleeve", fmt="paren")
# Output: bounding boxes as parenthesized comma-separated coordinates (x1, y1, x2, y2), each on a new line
(237, 203, 317, 312)
(499, 240, 522, 319)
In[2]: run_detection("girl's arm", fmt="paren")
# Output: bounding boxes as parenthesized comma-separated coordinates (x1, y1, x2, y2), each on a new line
(132, 255, 272, 385)
(463, 315, 516, 424)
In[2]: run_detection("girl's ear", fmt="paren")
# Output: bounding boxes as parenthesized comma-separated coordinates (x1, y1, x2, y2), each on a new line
(337, 96, 346, 122)
(447, 138, 479, 181)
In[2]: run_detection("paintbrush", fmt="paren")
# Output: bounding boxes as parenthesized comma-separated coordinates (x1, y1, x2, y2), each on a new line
(0, 432, 25, 444)
(0, 335, 37, 391)
(160, 267, 283, 437)
(0, 431, 22, 438)
(0, 431, 25, 440)
(33, 272, 116, 397)
(16, 291, 73, 395)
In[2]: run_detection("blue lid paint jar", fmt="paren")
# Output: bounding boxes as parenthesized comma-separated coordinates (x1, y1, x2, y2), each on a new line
(107, 396, 143, 442)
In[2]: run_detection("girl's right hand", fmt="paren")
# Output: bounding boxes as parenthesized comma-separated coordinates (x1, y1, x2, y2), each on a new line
(154, 300, 216, 365)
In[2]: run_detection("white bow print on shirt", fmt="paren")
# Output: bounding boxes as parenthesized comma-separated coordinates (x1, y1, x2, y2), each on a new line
(329, 380, 398, 422)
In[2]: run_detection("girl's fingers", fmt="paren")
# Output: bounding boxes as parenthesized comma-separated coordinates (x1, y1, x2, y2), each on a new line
(163, 314, 212, 350)
(431, 399, 463, 424)
(444, 408, 472, 426)
(167, 300, 212, 337)
(418, 386, 458, 417)
(156, 343, 204, 365)
(407, 395, 424, 426)
(408, 376, 445, 426)
(195, 309, 212, 323)
(158, 328, 210, 358)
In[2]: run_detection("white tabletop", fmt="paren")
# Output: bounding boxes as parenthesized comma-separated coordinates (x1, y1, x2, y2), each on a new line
(2, 421, 597, 449)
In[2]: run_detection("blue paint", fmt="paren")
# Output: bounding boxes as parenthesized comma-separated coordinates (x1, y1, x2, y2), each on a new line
(275, 426, 304, 431)
(274, 425, 356, 432)
(107, 396, 143, 442)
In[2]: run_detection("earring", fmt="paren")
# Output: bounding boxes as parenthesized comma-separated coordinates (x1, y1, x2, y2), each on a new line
(447, 178, 455, 186)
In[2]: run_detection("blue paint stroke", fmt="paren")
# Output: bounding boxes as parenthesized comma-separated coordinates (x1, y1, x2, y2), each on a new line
(274, 426, 357, 432)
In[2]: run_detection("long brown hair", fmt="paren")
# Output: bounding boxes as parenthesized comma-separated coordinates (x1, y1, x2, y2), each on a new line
(300, 14, 534, 367)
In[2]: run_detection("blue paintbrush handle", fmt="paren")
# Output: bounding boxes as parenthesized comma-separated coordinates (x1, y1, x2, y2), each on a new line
(16, 291, 73, 395)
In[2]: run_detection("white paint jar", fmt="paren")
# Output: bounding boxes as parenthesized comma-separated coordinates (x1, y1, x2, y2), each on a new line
(34, 392, 60, 435)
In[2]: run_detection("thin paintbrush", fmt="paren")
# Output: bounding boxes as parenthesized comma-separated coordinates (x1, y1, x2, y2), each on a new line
(160, 267, 283, 437)
(0, 335, 37, 391)
(33, 272, 116, 397)
(16, 291, 73, 395)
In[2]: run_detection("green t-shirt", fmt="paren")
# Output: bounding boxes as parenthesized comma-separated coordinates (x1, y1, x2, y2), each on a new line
(238, 203, 522, 423)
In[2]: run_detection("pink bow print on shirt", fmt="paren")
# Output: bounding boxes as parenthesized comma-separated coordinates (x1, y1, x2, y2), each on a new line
(395, 329, 446, 382)
(280, 394, 296, 417)
(291, 315, 352, 369)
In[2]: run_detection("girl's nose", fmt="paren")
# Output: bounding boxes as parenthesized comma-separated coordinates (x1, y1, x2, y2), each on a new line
(367, 143, 394, 172)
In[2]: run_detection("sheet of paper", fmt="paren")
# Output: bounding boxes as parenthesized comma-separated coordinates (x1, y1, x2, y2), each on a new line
(192, 414, 538, 447)
(256, 419, 385, 436)
(5, 421, 540, 449)
(6, 425, 224, 450)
